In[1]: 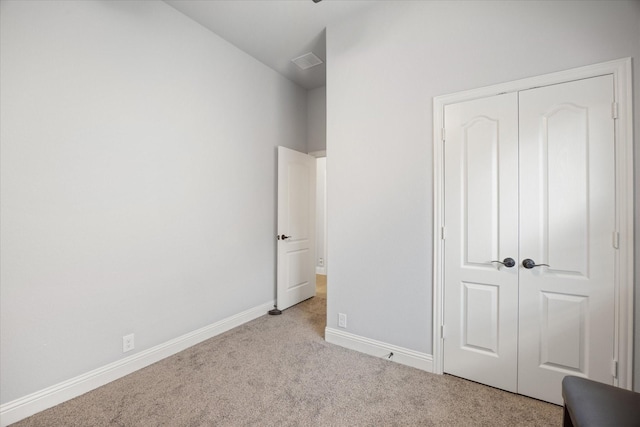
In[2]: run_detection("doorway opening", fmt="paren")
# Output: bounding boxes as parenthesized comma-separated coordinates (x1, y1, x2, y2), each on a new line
(314, 155, 328, 330)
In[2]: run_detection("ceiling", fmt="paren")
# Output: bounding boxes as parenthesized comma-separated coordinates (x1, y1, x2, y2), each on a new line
(164, 0, 377, 90)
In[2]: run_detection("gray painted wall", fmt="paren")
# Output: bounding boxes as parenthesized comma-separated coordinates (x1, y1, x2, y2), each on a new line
(307, 85, 327, 153)
(326, 0, 640, 388)
(0, 0, 307, 404)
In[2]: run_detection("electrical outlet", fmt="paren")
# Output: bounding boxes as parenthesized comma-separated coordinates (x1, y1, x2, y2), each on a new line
(338, 313, 347, 328)
(122, 334, 135, 353)
(318, 258, 324, 266)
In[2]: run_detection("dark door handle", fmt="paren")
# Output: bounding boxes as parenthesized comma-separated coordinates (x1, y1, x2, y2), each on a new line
(278, 234, 291, 240)
(491, 257, 516, 268)
(522, 258, 549, 269)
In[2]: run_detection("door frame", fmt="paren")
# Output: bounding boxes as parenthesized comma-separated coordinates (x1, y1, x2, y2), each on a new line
(432, 58, 634, 389)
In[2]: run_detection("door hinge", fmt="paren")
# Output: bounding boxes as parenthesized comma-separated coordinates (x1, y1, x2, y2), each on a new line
(441, 226, 446, 240)
(442, 128, 446, 142)
(612, 231, 620, 249)
(441, 325, 445, 339)
(612, 102, 619, 119)
(612, 360, 618, 378)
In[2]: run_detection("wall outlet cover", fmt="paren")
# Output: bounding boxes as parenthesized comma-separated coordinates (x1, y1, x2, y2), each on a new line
(338, 313, 347, 328)
(122, 334, 135, 353)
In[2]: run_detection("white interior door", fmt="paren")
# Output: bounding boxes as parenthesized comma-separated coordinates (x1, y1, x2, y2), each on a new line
(443, 75, 616, 404)
(443, 93, 520, 392)
(517, 75, 616, 404)
(277, 146, 316, 311)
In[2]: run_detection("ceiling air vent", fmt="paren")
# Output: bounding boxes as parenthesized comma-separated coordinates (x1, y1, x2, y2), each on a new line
(291, 52, 323, 70)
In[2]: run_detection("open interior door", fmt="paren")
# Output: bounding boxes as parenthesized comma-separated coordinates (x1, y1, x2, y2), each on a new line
(276, 146, 316, 311)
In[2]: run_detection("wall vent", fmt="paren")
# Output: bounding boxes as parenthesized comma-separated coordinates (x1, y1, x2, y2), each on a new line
(291, 52, 323, 70)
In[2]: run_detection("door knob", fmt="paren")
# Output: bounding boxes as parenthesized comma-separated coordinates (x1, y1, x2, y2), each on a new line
(522, 258, 549, 269)
(278, 234, 291, 240)
(491, 257, 516, 268)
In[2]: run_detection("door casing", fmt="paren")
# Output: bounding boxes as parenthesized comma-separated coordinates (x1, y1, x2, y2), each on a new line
(432, 58, 634, 390)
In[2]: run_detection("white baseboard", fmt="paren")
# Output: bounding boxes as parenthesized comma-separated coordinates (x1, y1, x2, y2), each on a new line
(325, 327, 433, 372)
(0, 301, 274, 427)
(315, 266, 326, 275)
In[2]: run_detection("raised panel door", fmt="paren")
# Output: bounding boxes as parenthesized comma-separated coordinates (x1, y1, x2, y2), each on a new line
(443, 93, 519, 392)
(517, 75, 616, 404)
(277, 146, 316, 310)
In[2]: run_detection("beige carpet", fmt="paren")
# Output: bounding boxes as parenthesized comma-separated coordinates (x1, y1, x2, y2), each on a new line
(12, 276, 562, 426)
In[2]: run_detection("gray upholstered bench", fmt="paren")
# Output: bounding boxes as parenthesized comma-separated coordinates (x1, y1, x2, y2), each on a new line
(562, 375, 640, 427)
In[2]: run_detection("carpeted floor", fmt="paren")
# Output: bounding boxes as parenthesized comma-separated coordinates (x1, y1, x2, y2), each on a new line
(11, 276, 562, 426)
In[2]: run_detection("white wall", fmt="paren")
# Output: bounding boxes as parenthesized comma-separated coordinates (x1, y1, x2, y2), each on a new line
(326, 0, 640, 386)
(307, 86, 327, 153)
(0, 0, 307, 405)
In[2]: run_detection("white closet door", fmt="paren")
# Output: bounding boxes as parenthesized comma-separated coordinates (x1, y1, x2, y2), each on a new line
(517, 75, 616, 404)
(443, 75, 617, 405)
(443, 93, 519, 392)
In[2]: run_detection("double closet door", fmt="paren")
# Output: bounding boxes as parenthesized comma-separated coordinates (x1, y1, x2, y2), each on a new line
(443, 75, 616, 405)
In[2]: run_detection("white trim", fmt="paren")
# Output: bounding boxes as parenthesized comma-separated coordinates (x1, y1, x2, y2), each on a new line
(432, 58, 634, 389)
(325, 327, 433, 372)
(308, 150, 326, 158)
(0, 300, 275, 427)
(315, 266, 326, 275)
